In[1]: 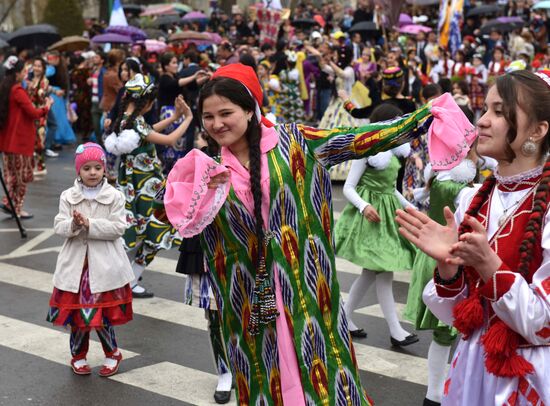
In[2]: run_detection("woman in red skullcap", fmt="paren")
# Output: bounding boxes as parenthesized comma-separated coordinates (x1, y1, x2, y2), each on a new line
(163, 63, 463, 405)
(397, 70, 550, 405)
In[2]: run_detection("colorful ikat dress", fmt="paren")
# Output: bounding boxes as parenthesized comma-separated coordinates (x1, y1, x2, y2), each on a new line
(165, 104, 434, 405)
(117, 115, 180, 266)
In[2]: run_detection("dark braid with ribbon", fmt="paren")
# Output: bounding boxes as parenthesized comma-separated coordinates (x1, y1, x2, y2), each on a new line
(247, 116, 279, 335)
(517, 157, 550, 277)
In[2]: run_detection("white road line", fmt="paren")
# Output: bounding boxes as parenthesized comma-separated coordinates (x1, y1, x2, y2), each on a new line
(0, 229, 56, 260)
(110, 362, 223, 405)
(0, 262, 428, 386)
(147, 256, 185, 277)
(0, 314, 138, 367)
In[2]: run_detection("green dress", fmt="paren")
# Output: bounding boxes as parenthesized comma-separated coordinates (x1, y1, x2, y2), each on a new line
(198, 106, 432, 406)
(403, 176, 468, 345)
(117, 115, 180, 266)
(334, 154, 417, 272)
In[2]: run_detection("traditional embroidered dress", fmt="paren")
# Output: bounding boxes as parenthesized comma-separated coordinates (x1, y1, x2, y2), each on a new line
(116, 115, 181, 266)
(335, 144, 417, 272)
(423, 167, 550, 405)
(404, 159, 476, 344)
(487, 60, 507, 86)
(402, 135, 429, 209)
(278, 68, 304, 123)
(260, 74, 283, 124)
(27, 76, 49, 172)
(165, 106, 434, 406)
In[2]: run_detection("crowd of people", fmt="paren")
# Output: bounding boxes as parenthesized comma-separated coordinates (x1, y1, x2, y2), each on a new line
(0, 1, 549, 405)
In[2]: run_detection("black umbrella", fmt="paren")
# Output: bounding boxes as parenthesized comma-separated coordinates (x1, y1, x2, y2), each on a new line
(466, 4, 502, 18)
(291, 18, 319, 29)
(123, 4, 144, 16)
(479, 18, 525, 35)
(348, 21, 379, 34)
(151, 15, 181, 28)
(8, 24, 61, 50)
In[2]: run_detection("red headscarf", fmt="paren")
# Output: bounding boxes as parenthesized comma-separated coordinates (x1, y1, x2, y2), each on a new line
(211, 63, 274, 127)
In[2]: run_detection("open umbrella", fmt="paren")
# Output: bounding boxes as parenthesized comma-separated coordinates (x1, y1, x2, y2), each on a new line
(479, 17, 524, 35)
(151, 15, 182, 28)
(466, 4, 502, 18)
(0, 39, 8, 48)
(48, 36, 90, 52)
(143, 28, 168, 40)
(106, 25, 147, 41)
(533, 0, 550, 9)
(122, 4, 144, 16)
(291, 18, 319, 29)
(168, 31, 209, 42)
(144, 39, 167, 53)
(8, 24, 61, 50)
(399, 24, 432, 34)
(182, 11, 208, 21)
(91, 33, 132, 44)
(399, 13, 413, 27)
(141, 3, 192, 16)
(349, 21, 379, 34)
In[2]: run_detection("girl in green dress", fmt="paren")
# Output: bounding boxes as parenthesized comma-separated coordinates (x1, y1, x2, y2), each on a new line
(104, 74, 193, 298)
(334, 104, 419, 346)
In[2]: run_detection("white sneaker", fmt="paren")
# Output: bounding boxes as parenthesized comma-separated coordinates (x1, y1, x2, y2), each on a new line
(45, 149, 59, 158)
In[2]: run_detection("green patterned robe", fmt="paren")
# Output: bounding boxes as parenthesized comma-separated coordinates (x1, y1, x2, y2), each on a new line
(117, 116, 180, 265)
(199, 106, 432, 406)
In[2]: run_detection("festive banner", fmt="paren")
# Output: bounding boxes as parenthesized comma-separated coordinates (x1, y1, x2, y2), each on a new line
(254, 6, 288, 45)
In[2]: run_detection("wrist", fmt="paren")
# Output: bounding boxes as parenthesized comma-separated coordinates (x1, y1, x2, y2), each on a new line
(477, 252, 502, 282)
(436, 261, 459, 279)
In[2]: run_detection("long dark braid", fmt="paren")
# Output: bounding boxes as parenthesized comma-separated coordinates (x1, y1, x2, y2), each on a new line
(517, 156, 550, 278)
(247, 118, 264, 265)
(109, 94, 131, 134)
(458, 176, 496, 234)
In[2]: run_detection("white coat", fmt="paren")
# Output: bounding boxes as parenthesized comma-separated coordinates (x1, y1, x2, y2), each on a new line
(53, 179, 134, 294)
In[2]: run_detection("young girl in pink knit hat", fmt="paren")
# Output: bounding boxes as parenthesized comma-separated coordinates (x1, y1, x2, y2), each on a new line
(47, 142, 134, 377)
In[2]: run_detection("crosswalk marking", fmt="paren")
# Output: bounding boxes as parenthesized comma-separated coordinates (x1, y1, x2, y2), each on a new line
(110, 362, 223, 405)
(0, 262, 429, 386)
(0, 314, 138, 367)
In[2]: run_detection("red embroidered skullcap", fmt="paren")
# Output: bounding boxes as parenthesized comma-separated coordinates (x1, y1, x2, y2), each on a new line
(211, 63, 274, 127)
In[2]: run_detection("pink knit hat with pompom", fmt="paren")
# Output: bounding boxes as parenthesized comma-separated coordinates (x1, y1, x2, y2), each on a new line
(74, 142, 106, 174)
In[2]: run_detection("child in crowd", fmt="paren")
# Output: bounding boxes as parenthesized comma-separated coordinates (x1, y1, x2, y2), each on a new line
(47, 142, 134, 377)
(104, 74, 193, 297)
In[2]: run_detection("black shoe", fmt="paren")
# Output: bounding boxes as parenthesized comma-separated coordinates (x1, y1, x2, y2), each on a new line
(390, 334, 419, 347)
(350, 329, 367, 338)
(132, 289, 154, 298)
(213, 390, 231, 404)
(423, 398, 441, 406)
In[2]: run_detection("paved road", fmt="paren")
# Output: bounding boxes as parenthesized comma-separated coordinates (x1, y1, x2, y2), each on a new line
(0, 149, 440, 406)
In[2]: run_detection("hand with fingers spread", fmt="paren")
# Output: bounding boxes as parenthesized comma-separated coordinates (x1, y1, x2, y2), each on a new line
(448, 214, 502, 282)
(208, 170, 230, 189)
(363, 205, 381, 223)
(395, 206, 458, 263)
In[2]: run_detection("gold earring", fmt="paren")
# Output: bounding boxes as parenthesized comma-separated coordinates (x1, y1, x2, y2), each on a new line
(521, 136, 538, 156)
